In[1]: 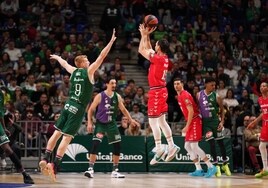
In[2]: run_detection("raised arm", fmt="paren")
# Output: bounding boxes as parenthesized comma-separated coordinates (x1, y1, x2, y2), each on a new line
(138, 24, 156, 60)
(87, 94, 101, 133)
(50, 54, 76, 74)
(87, 29, 117, 76)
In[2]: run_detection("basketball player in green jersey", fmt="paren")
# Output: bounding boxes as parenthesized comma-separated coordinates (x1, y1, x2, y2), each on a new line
(197, 77, 231, 177)
(39, 29, 117, 182)
(84, 78, 139, 178)
(0, 88, 34, 184)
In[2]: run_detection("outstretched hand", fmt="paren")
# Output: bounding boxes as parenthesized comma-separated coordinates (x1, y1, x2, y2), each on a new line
(139, 23, 156, 36)
(50, 54, 61, 61)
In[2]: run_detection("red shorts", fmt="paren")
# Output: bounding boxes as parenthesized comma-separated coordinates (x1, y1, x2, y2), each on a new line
(148, 87, 167, 118)
(260, 121, 268, 142)
(185, 116, 202, 142)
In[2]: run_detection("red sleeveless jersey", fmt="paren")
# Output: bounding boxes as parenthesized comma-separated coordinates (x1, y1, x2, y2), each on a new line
(258, 96, 268, 141)
(148, 53, 169, 87)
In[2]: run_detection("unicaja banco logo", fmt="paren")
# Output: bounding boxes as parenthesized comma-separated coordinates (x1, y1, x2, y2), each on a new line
(65, 143, 88, 161)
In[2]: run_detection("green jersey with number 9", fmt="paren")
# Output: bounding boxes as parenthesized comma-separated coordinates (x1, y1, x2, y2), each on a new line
(69, 68, 93, 106)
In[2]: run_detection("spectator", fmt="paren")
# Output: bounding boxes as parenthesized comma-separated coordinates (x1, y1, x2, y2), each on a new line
(109, 57, 126, 81)
(224, 59, 238, 87)
(130, 103, 145, 129)
(34, 93, 52, 115)
(23, 74, 37, 99)
(244, 115, 262, 174)
(223, 88, 240, 109)
(57, 74, 70, 103)
(36, 64, 50, 83)
(50, 11, 65, 33)
(239, 88, 255, 110)
(118, 116, 129, 135)
(133, 86, 145, 105)
(37, 102, 54, 121)
(216, 80, 228, 99)
(123, 95, 133, 112)
(99, 0, 121, 49)
(4, 40, 22, 63)
(21, 109, 42, 157)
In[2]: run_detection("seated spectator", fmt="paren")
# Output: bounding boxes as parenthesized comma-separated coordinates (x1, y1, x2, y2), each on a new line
(21, 109, 42, 157)
(57, 74, 70, 103)
(34, 93, 52, 115)
(37, 102, 54, 121)
(30, 82, 46, 104)
(4, 40, 21, 63)
(216, 79, 228, 99)
(239, 88, 254, 108)
(233, 115, 250, 172)
(244, 115, 262, 174)
(133, 86, 145, 105)
(223, 88, 239, 109)
(0, 52, 13, 77)
(130, 103, 145, 129)
(93, 71, 105, 92)
(50, 11, 65, 33)
(117, 116, 129, 136)
(109, 57, 125, 81)
(23, 74, 37, 99)
(52, 67, 63, 86)
(123, 95, 133, 112)
(36, 64, 50, 83)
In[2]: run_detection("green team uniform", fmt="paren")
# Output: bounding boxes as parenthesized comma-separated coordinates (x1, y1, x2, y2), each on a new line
(93, 91, 121, 144)
(0, 90, 9, 146)
(55, 68, 93, 137)
(198, 90, 224, 141)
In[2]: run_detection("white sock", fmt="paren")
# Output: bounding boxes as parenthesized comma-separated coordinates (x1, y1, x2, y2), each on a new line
(149, 118, 162, 152)
(205, 160, 213, 168)
(195, 161, 202, 170)
(259, 142, 268, 171)
(158, 115, 174, 149)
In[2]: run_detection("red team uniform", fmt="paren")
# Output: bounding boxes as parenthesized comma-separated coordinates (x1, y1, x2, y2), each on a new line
(258, 96, 268, 141)
(148, 54, 169, 118)
(177, 90, 202, 141)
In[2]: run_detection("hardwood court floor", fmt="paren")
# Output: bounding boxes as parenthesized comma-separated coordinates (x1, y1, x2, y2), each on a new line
(1, 172, 268, 188)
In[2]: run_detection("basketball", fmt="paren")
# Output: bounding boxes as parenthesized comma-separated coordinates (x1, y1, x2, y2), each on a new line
(144, 14, 158, 28)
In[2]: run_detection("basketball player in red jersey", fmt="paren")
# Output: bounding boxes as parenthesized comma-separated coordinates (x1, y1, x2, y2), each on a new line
(173, 78, 216, 178)
(248, 82, 268, 178)
(138, 23, 180, 165)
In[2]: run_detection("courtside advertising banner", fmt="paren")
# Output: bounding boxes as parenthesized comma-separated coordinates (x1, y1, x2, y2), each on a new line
(61, 135, 147, 172)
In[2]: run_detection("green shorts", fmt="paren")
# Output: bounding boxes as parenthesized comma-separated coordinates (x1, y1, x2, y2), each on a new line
(55, 100, 86, 137)
(93, 121, 121, 144)
(0, 123, 10, 146)
(202, 118, 224, 141)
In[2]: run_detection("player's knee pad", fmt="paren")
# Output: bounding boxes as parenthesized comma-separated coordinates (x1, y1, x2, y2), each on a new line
(90, 140, 101, 155)
(113, 142, 121, 156)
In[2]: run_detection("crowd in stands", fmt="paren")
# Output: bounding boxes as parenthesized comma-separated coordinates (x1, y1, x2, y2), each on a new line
(0, 0, 268, 170)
